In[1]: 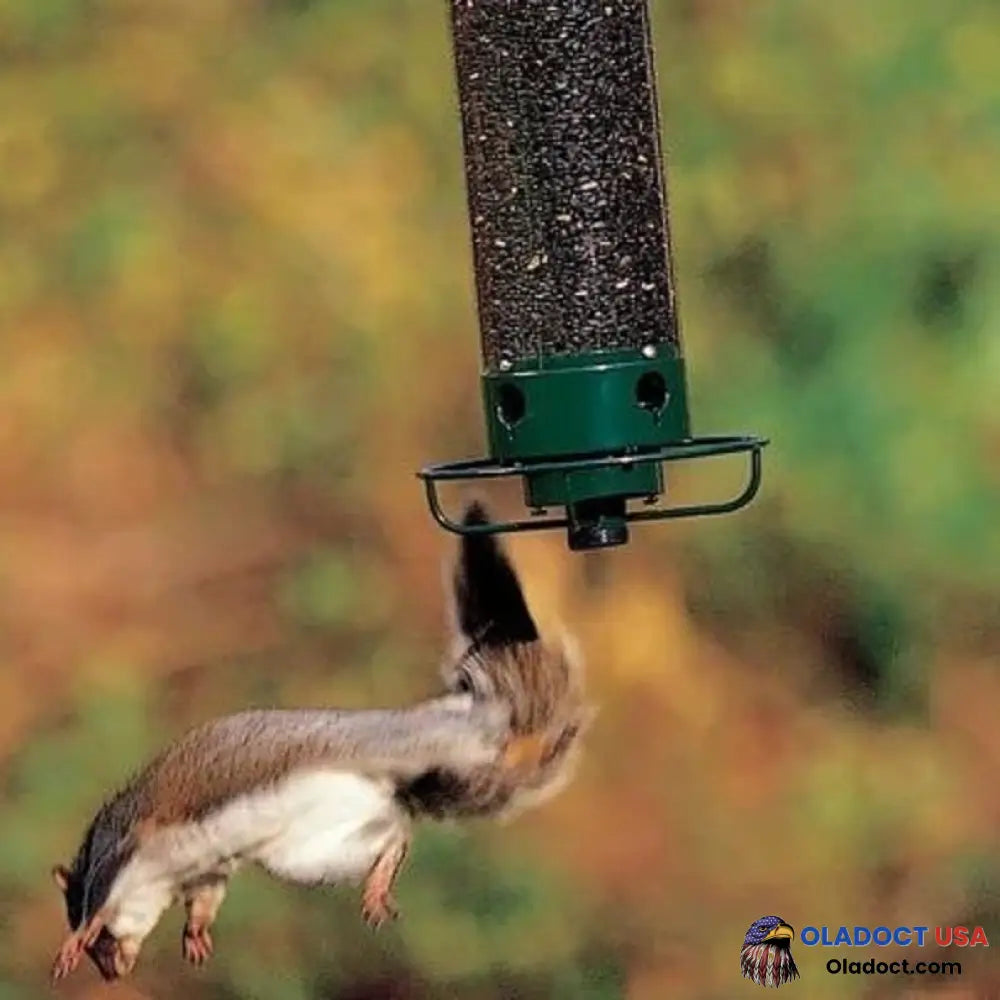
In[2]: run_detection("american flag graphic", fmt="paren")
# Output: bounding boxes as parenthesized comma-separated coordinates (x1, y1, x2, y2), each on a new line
(740, 916, 800, 988)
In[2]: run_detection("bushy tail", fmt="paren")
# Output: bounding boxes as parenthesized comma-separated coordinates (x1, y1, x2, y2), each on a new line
(453, 502, 539, 649)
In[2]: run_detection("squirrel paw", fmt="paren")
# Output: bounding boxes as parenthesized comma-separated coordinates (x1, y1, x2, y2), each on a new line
(51, 916, 104, 983)
(181, 924, 214, 966)
(361, 891, 399, 931)
(50, 936, 84, 983)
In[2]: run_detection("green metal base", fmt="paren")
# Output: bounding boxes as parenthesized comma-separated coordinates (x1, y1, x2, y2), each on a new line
(483, 348, 690, 461)
(418, 435, 768, 550)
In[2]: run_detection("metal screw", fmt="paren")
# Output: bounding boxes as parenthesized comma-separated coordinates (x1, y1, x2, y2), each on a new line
(641, 344, 657, 359)
(499, 357, 513, 371)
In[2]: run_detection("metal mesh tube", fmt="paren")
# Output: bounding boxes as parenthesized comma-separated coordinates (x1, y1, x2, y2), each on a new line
(450, 0, 681, 369)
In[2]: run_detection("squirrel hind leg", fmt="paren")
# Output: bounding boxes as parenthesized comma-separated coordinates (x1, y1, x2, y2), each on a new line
(181, 878, 228, 966)
(361, 836, 409, 931)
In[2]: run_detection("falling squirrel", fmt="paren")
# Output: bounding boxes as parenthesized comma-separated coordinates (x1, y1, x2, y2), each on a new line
(50, 502, 593, 983)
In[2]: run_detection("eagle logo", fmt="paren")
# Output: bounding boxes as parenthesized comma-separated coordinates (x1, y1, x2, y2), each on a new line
(741, 916, 800, 988)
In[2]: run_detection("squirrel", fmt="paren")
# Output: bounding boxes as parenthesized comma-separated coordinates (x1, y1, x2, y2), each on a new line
(50, 502, 592, 983)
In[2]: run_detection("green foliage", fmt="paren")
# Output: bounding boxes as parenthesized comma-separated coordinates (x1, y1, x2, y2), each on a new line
(2, 676, 157, 888)
(279, 549, 359, 629)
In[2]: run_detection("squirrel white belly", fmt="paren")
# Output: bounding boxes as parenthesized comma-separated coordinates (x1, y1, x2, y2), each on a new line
(103, 768, 407, 958)
(230, 769, 402, 885)
(51, 503, 592, 983)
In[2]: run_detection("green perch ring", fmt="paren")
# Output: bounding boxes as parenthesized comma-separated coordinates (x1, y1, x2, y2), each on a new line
(419, 434, 768, 552)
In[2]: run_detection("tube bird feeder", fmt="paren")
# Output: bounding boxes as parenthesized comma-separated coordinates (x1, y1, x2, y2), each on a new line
(419, 0, 767, 551)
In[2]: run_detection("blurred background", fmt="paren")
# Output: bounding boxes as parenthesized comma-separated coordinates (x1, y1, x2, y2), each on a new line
(1, 0, 998, 997)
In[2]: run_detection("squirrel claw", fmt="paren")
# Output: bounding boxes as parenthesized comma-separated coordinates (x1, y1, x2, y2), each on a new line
(51, 915, 104, 984)
(50, 937, 83, 983)
(181, 924, 214, 966)
(361, 893, 399, 931)
(361, 838, 406, 931)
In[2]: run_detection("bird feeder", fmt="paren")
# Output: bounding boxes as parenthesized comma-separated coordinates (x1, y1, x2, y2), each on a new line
(419, 0, 767, 551)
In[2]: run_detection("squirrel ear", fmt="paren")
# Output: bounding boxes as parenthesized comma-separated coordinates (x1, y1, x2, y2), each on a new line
(51, 864, 70, 893)
(452, 501, 539, 648)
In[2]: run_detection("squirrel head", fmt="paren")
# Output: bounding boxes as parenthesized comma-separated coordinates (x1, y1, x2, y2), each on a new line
(51, 863, 80, 927)
(51, 864, 122, 980)
(442, 502, 594, 812)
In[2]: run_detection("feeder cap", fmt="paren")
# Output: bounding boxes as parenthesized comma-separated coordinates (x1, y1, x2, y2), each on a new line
(568, 518, 629, 551)
(567, 498, 629, 551)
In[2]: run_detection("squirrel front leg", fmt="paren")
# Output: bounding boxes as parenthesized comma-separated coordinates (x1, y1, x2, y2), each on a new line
(361, 836, 409, 930)
(181, 877, 228, 966)
(50, 912, 106, 983)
